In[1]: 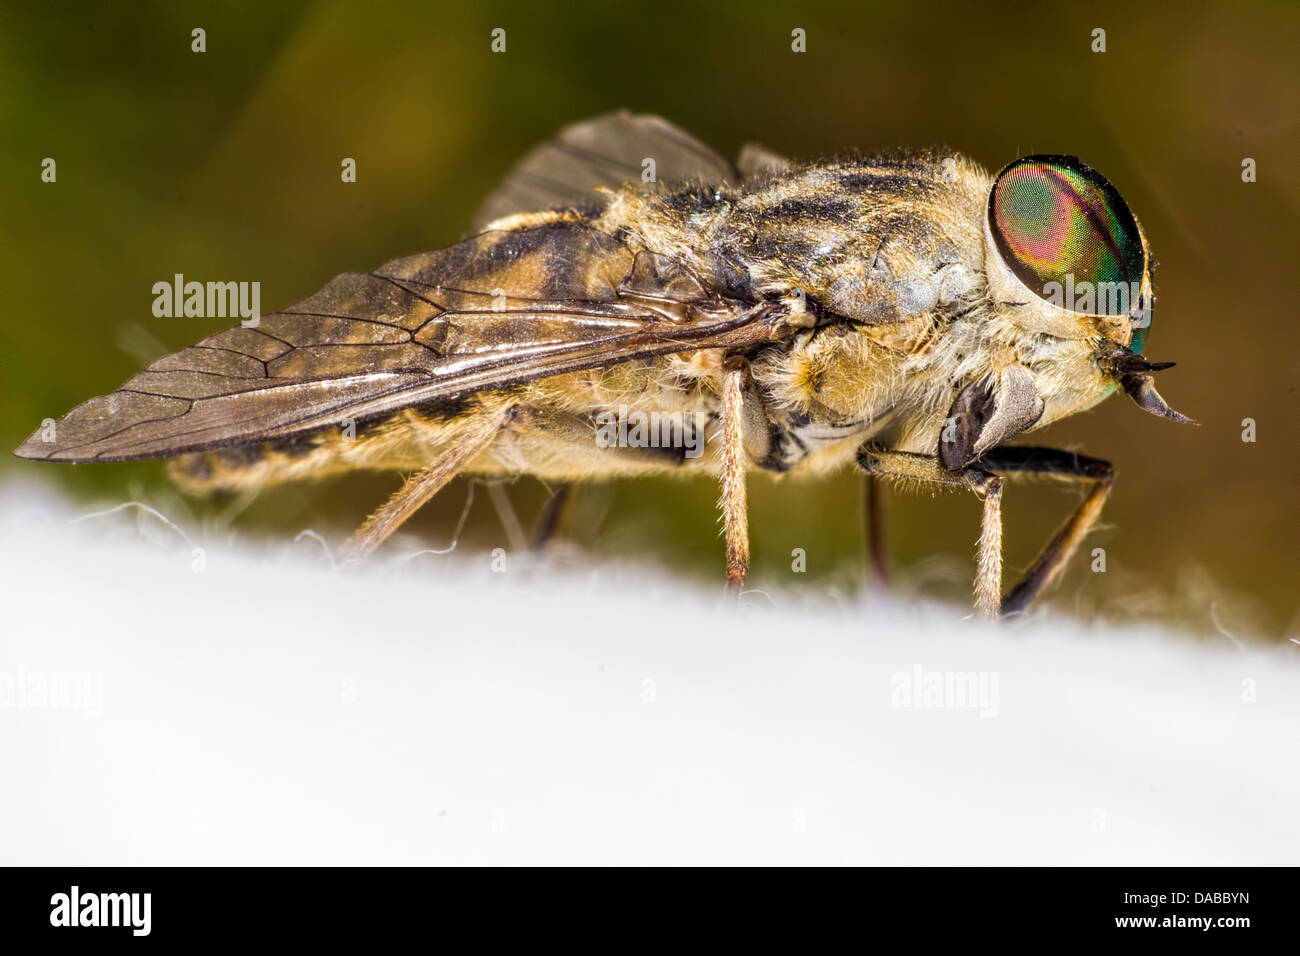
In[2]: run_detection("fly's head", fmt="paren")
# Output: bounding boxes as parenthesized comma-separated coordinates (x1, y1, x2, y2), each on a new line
(940, 155, 1191, 471)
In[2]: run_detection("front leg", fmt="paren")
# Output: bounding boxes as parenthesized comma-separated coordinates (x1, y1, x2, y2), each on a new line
(856, 444, 1113, 617)
(855, 447, 1003, 616)
(975, 447, 1113, 616)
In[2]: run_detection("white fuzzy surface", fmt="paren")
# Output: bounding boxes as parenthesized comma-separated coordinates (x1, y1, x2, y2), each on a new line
(1, 483, 1296, 866)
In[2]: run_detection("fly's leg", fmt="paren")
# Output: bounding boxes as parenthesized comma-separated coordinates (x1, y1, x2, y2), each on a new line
(975, 446, 1113, 616)
(855, 444, 1113, 617)
(855, 446, 1002, 617)
(531, 483, 572, 553)
(341, 408, 512, 562)
(486, 481, 529, 554)
(860, 474, 890, 587)
(972, 472, 1004, 617)
(719, 359, 750, 597)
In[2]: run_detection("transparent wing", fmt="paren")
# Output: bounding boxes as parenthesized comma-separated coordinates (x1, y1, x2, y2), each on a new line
(471, 111, 738, 229)
(736, 142, 794, 179)
(16, 223, 784, 463)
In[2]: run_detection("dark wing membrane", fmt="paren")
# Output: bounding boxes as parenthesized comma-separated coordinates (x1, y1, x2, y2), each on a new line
(16, 222, 784, 463)
(471, 111, 738, 229)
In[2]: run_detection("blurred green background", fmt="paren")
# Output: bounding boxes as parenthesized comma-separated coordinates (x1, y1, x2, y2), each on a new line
(2, 1, 1296, 637)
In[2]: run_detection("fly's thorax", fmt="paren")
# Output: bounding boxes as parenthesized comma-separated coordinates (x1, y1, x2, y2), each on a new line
(596, 183, 739, 293)
(751, 301, 1096, 462)
(602, 154, 994, 321)
(717, 156, 991, 320)
(744, 311, 944, 472)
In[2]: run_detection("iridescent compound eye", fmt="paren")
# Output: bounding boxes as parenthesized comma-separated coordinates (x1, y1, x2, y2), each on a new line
(988, 155, 1145, 320)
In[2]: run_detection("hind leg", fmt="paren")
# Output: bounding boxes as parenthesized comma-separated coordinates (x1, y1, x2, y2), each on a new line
(341, 409, 512, 562)
(861, 474, 890, 587)
(531, 483, 572, 553)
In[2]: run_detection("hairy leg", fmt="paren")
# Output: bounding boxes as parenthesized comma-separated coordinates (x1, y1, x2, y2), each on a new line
(856, 444, 1113, 616)
(975, 447, 1113, 616)
(855, 446, 1002, 616)
(342, 409, 511, 562)
(719, 360, 750, 596)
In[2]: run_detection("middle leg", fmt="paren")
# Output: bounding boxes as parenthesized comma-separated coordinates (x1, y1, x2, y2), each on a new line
(719, 359, 751, 596)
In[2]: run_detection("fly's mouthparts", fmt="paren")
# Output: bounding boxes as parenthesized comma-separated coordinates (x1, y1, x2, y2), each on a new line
(1103, 347, 1176, 377)
(1098, 345, 1192, 424)
(1118, 371, 1195, 425)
